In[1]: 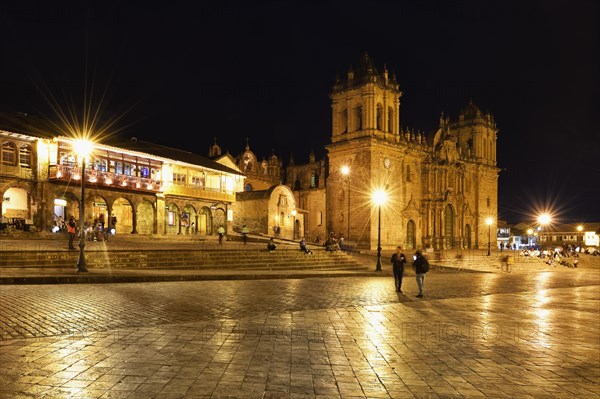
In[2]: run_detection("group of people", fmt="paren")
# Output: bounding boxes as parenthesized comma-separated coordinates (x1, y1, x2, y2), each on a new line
(324, 233, 341, 251)
(64, 213, 118, 249)
(391, 246, 430, 298)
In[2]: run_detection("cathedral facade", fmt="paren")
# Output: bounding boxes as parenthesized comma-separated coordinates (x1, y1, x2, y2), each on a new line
(238, 54, 499, 251)
(325, 54, 499, 250)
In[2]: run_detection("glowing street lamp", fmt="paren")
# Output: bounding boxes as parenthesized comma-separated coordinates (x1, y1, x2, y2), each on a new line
(538, 213, 551, 226)
(537, 213, 551, 246)
(485, 217, 494, 256)
(341, 166, 350, 240)
(372, 188, 388, 272)
(74, 139, 94, 273)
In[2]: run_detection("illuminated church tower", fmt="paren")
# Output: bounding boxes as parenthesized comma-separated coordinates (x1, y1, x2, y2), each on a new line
(326, 54, 499, 251)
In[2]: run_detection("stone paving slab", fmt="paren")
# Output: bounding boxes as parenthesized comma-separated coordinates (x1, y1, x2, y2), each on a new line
(1, 270, 599, 398)
(0, 284, 598, 399)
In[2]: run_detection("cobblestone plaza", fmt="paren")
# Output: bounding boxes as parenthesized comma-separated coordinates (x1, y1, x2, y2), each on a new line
(1, 257, 599, 398)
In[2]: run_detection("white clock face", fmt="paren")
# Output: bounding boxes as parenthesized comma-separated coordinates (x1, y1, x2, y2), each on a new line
(384, 157, 391, 169)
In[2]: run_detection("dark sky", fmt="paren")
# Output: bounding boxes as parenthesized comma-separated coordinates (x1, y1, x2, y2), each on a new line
(2, 0, 598, 224)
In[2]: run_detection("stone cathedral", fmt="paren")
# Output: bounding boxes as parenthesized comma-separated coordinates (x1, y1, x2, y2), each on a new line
(327, 54, 498, 250)
(235, 53, 499, 251)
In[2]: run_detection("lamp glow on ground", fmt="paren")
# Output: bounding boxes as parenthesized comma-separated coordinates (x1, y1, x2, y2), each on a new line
(485, 217, 494, 256)
(372, 188, 388, 272)
(74, 138, 94, 273)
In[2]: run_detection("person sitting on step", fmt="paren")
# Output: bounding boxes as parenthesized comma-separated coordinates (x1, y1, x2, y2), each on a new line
(300, 237, 313, 254)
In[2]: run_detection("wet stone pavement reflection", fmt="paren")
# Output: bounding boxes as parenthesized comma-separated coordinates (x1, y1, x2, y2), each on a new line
(1, 269, 599, 398)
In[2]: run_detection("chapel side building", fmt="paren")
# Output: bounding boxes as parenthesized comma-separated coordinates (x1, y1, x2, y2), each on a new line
(324, 54, 499, 250)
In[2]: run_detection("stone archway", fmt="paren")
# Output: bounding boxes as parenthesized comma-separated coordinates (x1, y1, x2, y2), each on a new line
(198, 206, 212, 236)
(182, 204, 196, 235)
(89, 194, 109, 229)
(136, 200, 155, 234)
(112, 197, 135, 234)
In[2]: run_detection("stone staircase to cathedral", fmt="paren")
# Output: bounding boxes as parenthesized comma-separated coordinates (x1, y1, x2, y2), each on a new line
(0, 247, 368, 272)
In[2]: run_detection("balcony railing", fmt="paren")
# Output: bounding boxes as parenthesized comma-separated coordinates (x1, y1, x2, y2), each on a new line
(49, 164, 162, 193)
(48, 164, 236, 201)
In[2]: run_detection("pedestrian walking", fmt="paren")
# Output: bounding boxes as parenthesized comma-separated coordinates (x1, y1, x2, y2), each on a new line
(241, 225, 249, 245)
(413, 250, 430, 298)
(67, 216, 76, 250)
(390, 246, 406, 293)
(217, 225, 225, 245)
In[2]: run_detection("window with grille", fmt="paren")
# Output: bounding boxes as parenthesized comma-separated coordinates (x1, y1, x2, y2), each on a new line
(2, 141, 16, 166)
(19, 145, 32, 168)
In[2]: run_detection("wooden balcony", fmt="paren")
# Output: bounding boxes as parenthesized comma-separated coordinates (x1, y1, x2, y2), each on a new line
(48, 164, 236, 202)
(49, 164, 162, 193)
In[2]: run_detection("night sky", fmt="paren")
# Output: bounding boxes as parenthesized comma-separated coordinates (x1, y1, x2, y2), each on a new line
(2, 0, 598, 224)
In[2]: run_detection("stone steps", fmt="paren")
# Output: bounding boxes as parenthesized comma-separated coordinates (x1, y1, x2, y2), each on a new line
(0, 248, 367, 271)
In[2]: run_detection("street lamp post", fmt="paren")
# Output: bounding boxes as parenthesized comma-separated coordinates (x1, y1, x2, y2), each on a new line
(577, 225, 583, 248)
(372, 189, 387, 272)
(291, 209, 297, 240)
(486, 217, 493, 256)
(341, 166, 350, 240)
(74, 139, 93, 273)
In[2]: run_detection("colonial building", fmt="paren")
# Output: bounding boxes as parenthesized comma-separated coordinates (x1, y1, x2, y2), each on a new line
(1, 114, 245, 237)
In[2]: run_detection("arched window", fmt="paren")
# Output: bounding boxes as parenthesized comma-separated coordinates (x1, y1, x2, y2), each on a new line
(355, 106, 362, 130)
(316, 211, 323, 226)
(310, 171, 318, 188)
(19, 145, 32, 168)
(244, 183, 253, 192)
(2, 141, 16, 166)
(341, 109, 348, 133)
(387, 107, 393, 132)
(444, 204, 455, 248)
(376, 104, 383, 130)
(406, 220, 416, 249)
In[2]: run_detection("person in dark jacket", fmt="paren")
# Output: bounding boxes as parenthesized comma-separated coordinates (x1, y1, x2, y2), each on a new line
(413, 250, 429, 298)
(390, 246, 407, 293)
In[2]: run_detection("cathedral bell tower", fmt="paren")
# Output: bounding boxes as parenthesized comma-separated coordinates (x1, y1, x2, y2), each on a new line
(330, 52, 403, 143)
(326, 53, 405, 249)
